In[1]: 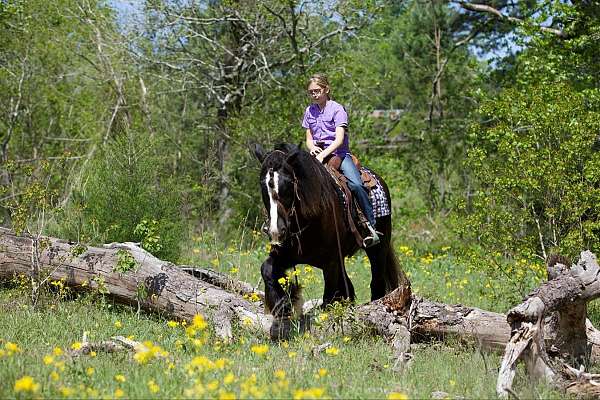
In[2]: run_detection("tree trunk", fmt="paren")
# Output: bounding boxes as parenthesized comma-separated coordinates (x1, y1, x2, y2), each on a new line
(0, 228, 271, 340)
(2, 228, 600, 396)
(496, 251, 600, 398)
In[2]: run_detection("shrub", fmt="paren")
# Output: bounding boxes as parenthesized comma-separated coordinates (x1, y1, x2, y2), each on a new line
(57, 133, 186, 261)
(462, 82, 600, 263)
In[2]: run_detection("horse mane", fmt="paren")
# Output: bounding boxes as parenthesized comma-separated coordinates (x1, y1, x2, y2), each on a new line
(265, 143, 339, 219)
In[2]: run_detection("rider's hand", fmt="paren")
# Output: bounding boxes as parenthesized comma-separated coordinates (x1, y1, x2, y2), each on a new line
(310, 147, 322, 156)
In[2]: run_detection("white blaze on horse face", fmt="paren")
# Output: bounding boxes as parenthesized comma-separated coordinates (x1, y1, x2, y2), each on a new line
(266, 170, 280, 242)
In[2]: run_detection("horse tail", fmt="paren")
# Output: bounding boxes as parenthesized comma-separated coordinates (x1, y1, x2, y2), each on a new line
(384, 243, 400, 292)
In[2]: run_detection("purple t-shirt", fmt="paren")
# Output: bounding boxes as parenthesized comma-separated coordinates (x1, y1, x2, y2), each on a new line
(302, 100, 350, 157)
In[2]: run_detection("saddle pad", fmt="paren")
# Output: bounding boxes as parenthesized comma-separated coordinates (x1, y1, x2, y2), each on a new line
(361, 168, 391, 218)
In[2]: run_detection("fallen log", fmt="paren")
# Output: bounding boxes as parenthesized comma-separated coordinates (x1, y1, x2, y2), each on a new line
(496, 251, 600, 398)
(3, 228, 600, 396)
(0, 227, 272, 340)
(0, 228, 509, 348)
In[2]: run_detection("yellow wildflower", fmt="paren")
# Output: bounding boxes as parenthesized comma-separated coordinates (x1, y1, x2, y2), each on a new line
(207, 380, 219, 391)
(317, 368, 327, 377)
(219, 391, 236, 400)
(134, 341, 168, 364)
(250, 344, 269, 355)
(185, 382, 206, 397)
(388, 392, 408, 400)
(249, 292, 260, 302)
(59, 386, 74, 397)
(43, 355, 54, 365)
(86, 367, 95, 376)
(114, 388, 125, 398)
(148, 380, 160, 393)
(317, 313, 328, 322)
(288, 351, 297, 358)
(50, 371, 60, 381)
(274, 369, 286, 379)
(187, 355, 215, 373)
(167, 320, 179, 328)
(192, 314, 207, 330)
(115, 374, 126, 383)
(14, 376, 39, 393)
(6, 342, 21, 355)
(71, 342, 82, 350)
(343, 336, 351, 343)
(223, 373, 235, 385)
(293, 387, 325, 399)
(325, 347, 339, 356)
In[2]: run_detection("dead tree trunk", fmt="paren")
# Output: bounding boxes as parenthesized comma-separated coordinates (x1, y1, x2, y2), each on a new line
(0, 228, 510, 346)
(3, 228, 600, 396)
(497, 251, 600, 398)
(0, 228, 272, 340)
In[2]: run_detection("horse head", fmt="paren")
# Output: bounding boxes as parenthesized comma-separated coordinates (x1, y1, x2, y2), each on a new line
(252, 143, 303, 247)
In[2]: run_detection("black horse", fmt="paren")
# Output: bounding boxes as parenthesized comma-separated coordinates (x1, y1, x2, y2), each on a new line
(252, 143, 405, 340)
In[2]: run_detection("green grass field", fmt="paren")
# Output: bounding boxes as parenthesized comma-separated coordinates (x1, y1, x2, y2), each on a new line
(0, 231, 570, 399)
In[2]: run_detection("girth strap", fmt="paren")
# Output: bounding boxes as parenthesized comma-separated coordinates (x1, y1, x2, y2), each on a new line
(324, 163, 365, 248)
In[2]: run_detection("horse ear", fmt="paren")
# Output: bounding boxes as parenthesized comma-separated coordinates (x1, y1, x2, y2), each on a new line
(275, 143, 299, 154)
(250, 143, 266, 163)
(284, 147, 306, 176)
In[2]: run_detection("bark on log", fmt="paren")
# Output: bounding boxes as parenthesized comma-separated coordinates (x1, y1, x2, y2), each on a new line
(0, 228, 272, 340)
(4, 228, 600, 397)
(0, 228, 511, 348)
(497, 251, 600, 398)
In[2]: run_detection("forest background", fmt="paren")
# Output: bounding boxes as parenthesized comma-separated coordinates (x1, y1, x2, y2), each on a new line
(2, 0, 600, 398)
(3, 0, 599, 294)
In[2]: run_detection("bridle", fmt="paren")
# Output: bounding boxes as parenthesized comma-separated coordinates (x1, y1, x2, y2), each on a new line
(261, 150, 308, 253)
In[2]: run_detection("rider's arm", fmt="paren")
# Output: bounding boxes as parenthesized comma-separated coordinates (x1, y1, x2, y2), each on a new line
(306, 129, 318, 153)
(317, 126, 344, 159)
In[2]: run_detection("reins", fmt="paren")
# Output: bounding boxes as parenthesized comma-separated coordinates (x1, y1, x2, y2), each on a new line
(331, 198, 351, 300)
(262, 150, 308, 253)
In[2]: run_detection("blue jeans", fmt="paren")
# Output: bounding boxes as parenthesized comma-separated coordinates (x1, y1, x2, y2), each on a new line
(340, 155, 375, 227)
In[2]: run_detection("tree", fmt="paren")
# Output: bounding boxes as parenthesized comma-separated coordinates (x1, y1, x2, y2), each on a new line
(135, 0, 374, 223)
(462, 1, 600, 264)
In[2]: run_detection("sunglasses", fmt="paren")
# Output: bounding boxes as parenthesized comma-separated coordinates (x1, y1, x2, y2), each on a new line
(307, 88, 323, 95)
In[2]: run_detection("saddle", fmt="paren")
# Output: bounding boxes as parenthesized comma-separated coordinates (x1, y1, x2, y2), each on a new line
(324, 154, 378, 247)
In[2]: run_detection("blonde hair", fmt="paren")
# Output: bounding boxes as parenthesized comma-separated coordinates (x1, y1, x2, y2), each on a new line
(306, 73, 331, 99)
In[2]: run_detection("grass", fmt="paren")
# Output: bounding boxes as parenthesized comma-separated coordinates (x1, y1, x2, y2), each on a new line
(0, 229, 569, 399)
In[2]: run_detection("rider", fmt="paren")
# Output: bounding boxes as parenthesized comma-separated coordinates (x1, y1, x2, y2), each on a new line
(301, 73, 380, 247)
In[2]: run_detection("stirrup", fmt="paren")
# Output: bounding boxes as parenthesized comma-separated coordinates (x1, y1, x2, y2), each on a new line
(363, 234, 380, 248)
(363, 223, 381, 248)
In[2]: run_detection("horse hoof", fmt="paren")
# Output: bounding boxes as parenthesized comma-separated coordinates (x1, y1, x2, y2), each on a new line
(270, 318, 292, 341)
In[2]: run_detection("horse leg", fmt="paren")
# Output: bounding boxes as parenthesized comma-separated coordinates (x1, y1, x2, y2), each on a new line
(366, 215, 399, 300)
(365, 240, 389, 301)
(322, 261, 356, 307)
(260, 255, 300, 340)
